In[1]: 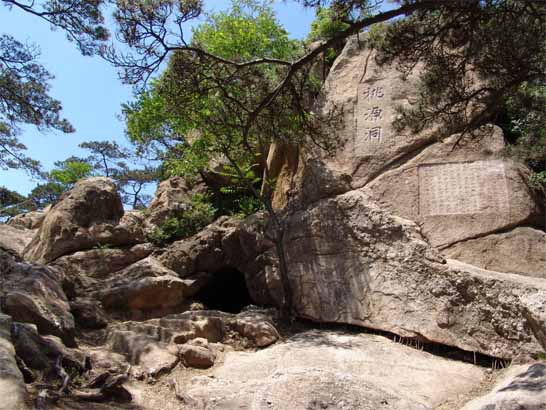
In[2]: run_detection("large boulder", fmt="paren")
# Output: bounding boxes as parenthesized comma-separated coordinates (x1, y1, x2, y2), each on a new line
(23, 177, 143, 264)
(0, 250, 76, 347)
(144, 176, 205, 229)
(273, 189, 546, 359)
(0, 224, 34, 257)
(0, 315, 30, 410)
(91, 257, 210, 319)
(269, 37, 544, 279)
(50, 243, 154, 296)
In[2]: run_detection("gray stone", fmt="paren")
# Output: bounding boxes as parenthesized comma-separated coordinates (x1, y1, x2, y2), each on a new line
(460, 363, 546, 410)
(23, 177, 143, 264)
(275, 189, 546, 358)
(93, 257, 210, 318)
(366, 127, 542, 247)
(0, 315, 29, 410)
(444, 227, 546, 278)
(0, 224, 34, 257)
(183, 330, 485, 410)
(1, 250, 76, 347)
(8, 209, 47, 230)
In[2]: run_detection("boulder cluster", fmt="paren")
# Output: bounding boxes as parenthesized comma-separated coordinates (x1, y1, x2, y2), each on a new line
(1, 37, 546, 409)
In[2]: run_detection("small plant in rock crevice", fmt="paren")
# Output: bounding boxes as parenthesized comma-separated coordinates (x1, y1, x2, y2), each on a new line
(147, 194, 216, 245)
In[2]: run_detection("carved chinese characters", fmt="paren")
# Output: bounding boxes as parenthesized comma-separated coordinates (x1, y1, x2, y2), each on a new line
(357, 85, 386, 144)
(418, 160, 509, 216)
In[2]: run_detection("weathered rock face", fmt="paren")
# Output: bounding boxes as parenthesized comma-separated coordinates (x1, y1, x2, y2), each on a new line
(367, 127, 543, 248)
(1, 250, 76, 347)
(91, 257, 210, 319)
(144, 176, 203, 229)
(23, 177, 143, 264)
(443, 227, 546, 279)
(461, 363, 546, 410)
(0, 224, 34, 257)
(8, 209, 47, 230)
(271, 37, 544, 277)
(51, 243, 154, 295)
(276, 189, 546, 358)
(182, 330, 485, 410)
(0, 315, 29, 410)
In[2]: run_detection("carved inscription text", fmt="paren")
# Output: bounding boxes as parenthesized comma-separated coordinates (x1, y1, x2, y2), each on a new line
(357, 85, 387, 144)
(418, 160, 509, 216)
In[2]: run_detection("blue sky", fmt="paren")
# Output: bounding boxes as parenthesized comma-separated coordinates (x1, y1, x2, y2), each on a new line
(0, 1, 316, 194)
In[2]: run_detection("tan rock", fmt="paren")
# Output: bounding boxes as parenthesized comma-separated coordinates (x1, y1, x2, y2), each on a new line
(444, 227, 546, 278)
(23, 177, 143, 264)
(50, 243, 154, 296)
(0, 315, 30, 410)
(184, 330, 485, 410)
(108, 330, 179, 377)
(179, 344, 216, 369)
(94, 257, 210, 317)
(144, 176, 196, 228)
(8, 209, 47, 230)
(0, 224, 34, 257)
(460, 363, 546, 410)
(277, 189, 546, 358)
(1, 250, 75, 347)
(366, 126, 542, 247)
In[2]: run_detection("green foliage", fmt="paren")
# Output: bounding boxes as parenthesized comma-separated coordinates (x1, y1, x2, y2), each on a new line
(123, 0, 307, 217)
(503, 82, 546, 188)
(147, 194, 216, 245)
(49, 160, 94, 186)
(192, 0, 300, 62)
(307, 7, 350, 43)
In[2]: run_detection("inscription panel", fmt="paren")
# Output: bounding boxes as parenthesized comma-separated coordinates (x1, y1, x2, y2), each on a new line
(356, 85, 387, 144)
(419, 160, 509, 216)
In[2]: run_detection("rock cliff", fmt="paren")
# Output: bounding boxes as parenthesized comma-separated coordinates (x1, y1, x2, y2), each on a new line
(1, 36, 545, 409)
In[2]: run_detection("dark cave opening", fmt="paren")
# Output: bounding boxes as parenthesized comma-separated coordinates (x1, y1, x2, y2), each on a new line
(195, 267, 254, 313)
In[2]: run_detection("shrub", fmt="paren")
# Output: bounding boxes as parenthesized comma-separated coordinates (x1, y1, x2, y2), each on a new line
(147, 194, 216, 245)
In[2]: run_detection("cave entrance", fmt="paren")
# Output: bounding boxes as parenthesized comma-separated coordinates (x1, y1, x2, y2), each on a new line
(196, 267, 253, 313)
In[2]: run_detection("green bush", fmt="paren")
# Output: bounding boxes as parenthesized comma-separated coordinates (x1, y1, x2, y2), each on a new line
(147, 194, 216, 245)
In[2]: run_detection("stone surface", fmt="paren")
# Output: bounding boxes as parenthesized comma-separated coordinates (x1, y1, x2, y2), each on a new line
(366, 127, 542, 247)
(271, 37, 434, 208)
(108, 329, 180, 377)
(444, 227, 546, 278)
(0, 224, 34, 257)
(8, 209, 47, 230)
(23, 177, 143, 264)
(51, 243, 155, 296)
(144, 176, 198, 229)
(109, 310, 279, 348)
(274, 189, 546, 358)
(179, 344, 216, 369)
(461, 363, 546, 410)
(1, 250, 76, 347)
(93, 257, 210, 318)
(11, 322, 86, 373)
(70, 297, 108, 329)
(0, 315, 30, 410)
(182, 330, 485, 410)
